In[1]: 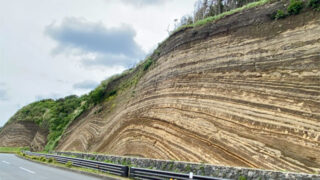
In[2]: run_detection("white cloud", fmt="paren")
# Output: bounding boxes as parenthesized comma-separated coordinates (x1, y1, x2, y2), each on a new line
(45, 18, 145, 67)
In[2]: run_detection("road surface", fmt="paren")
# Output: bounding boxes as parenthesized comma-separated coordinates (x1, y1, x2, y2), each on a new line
(0, 153, 102, 180)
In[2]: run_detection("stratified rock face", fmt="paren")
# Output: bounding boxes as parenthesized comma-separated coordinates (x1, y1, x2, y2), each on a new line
(0, 121, 39, 147)
(58, 4, 320, 173)
(30, 128, 48, 152)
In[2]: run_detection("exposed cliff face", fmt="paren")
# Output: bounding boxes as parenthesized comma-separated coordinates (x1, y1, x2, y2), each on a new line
(0, 0, 319, 174)
(30, 128, 49, 152)
(0, 121, 45, 149)
(56, 2, 320, 174)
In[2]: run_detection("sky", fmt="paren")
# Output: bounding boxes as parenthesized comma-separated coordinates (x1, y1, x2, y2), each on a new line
(0, 0, 197, 126)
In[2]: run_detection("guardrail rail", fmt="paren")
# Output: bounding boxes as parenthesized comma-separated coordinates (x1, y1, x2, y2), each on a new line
(130, 167, 225, 180)
(23, 151, 227, 180)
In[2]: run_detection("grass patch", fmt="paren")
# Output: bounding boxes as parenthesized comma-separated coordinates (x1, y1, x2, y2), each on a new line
(0, 147, 29, 153)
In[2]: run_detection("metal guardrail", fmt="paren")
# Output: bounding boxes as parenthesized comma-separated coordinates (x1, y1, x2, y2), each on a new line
(130, 167, 226, 180)
(24, 151, 228, 180)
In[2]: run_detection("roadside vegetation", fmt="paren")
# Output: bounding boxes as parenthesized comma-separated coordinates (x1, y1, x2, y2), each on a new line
(0, 147, 29, 153)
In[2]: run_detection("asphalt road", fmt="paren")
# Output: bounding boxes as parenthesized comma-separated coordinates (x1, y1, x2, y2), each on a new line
(0, 153, 102, 180)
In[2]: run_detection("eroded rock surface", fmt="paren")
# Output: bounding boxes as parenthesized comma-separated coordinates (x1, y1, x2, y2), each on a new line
(57, 3, 320, 174)
(0, 121, 40, 147)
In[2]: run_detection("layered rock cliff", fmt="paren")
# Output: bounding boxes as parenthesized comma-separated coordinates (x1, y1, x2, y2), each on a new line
(56, 2, 320, 173)
(0, 121, 47, 150)
(1, 0, 320, 174)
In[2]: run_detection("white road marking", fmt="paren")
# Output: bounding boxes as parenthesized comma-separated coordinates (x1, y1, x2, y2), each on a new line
(2, 161, 10, 164)
(19, 167, 35, 174)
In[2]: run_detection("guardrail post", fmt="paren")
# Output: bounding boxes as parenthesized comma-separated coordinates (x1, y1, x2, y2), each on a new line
(189, 172, 193, 179)
(122, 166, 129, 177)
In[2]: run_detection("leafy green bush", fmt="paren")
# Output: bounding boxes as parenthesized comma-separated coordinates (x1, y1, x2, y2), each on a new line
(154, 49, 161, 56)
(238, 175, 247, 180)
(288, 0, 304, 15)
(47, 158, 55, 163)
(65, 161, 73, 168)
(88, 86, 105, 104)
(31, 156, 39, 160)
(39, 157, 47, 162)
(275, 10, 287, 19)
(308, 0, 320, 9)
(143, 58, 153, 71)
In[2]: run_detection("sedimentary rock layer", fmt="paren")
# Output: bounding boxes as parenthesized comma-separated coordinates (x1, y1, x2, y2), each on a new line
(0, 121, 40, 148)
(50, 2, 320, 174)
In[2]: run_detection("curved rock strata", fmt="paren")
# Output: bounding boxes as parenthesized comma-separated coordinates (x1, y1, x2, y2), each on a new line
(0, 121, 41, 148)
(57, 3, 320, 174)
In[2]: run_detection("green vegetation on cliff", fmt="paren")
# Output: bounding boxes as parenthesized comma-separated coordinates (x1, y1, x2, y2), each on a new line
(308, 0, 320, 10)
(7, 95, 88, 151)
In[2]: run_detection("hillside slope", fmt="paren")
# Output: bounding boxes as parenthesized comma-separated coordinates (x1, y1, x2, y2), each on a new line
(1, 0, 320, 173)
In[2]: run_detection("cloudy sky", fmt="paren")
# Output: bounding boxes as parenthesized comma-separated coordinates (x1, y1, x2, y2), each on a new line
(0, 0, 196, 126)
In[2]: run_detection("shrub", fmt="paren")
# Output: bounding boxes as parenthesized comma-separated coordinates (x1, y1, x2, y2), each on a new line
(31, 156, 38, 160)
(288, 0, 304, 15)
(47, 158, 55, 163)
(88, 86, 105, 104)
(107, 90, 117, 97)
(154, 49, 161, 56)
(143, 58, 153, 71)
(275, 10, 287, 19)
(308, 0, 320, 9)
(185, 164, 191, 172)
(65, 161, 73, 168)
(39, 157, 47, 162)
(238, 175, 247, 180)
